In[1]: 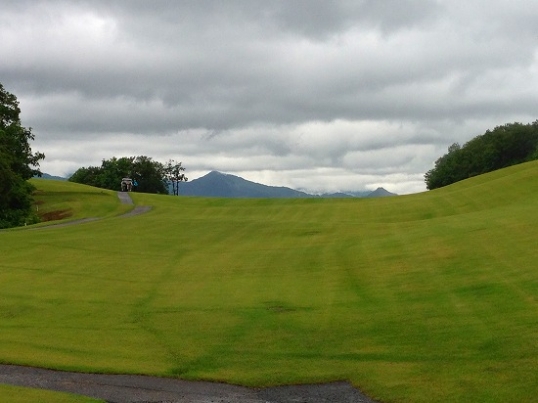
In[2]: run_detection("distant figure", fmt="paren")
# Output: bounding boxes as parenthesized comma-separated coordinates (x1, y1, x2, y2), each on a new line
(132, 179, 138, 191)
(121, 178, 133, 192)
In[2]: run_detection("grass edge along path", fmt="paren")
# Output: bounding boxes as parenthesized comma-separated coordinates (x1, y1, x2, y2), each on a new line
(0, 383, 104, 403)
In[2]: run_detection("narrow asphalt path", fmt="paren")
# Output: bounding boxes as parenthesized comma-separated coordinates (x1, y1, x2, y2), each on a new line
(0, 364, 378, 403)
(117, 191, 152, 217)
(116, 191, 135, 205)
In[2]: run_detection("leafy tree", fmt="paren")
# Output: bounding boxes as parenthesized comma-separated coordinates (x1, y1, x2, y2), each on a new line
(424, 143, 463, 189)
(164, 159, 188, 195)
(0, 83, 45, 228)
(97, 156, 135, 190)
(132, 155, 167, 194)
(68, 165, 102, 187)
(69, 155, 170, 194)
(425, 121, 538, 190)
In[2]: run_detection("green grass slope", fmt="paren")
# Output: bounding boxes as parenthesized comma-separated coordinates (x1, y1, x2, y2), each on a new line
(0, 385, 103, 403)
(29, 179, 132, 225)
(1, 162, 538, 402)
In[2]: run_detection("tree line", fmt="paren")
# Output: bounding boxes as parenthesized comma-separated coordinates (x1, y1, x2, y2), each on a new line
(0, 83, 45, 229)
(69, 157, 187, 194)
(425, 121, 538, 190)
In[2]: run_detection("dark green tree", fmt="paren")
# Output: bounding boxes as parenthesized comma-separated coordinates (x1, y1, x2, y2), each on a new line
(425, 121, 538, 190)
(97, 156, 135, 190)
(164, 159, 188, 195)
(132, 156, 167, 193)
(0, 83, 45, 228)
(69, 155, 169, 194)
(68, 165, 102, 187)
(424, 143, 463, 189)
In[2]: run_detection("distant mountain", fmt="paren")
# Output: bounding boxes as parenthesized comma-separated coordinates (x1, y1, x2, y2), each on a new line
(35, 173, 67, 181)
(318, 192, 355, 198)
(178, 171, 313, 198)
(365, 187, 397, 198)
(177, 171, 397, 198)
(338, 190, 373, 198)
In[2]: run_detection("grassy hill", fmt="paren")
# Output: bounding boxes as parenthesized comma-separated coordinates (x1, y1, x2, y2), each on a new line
(1, 162, 538, 402)
(29, 180, 132, 224)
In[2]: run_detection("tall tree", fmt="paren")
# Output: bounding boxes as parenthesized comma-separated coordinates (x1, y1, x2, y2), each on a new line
(164, 159, 188, 195)
(132, 155, 167, 193)
(0, 83, 45, 228)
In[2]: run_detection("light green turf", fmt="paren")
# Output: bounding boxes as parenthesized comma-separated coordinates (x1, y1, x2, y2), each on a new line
(0, 384, 103, 403)
(1, 163, 538, 403)
(28, 179, 132, 226)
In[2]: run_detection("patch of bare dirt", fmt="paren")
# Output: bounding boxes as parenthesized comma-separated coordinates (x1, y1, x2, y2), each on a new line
(39, 209, 73, 222)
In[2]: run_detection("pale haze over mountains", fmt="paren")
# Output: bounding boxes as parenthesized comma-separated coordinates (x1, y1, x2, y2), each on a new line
(177, 171, 396, 198)
(40, 171, 396, 198)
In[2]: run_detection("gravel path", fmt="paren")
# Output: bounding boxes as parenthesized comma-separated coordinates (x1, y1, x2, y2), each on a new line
(0, 364, 379, 403)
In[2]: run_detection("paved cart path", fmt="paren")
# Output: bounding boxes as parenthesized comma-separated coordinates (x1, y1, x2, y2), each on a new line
(116, 191, 135, 205)
(116, 191, 152, 216)
(0, 364, 378, 403)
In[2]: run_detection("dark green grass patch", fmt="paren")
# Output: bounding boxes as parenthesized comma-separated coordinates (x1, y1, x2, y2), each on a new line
(1, 162, 538, 402)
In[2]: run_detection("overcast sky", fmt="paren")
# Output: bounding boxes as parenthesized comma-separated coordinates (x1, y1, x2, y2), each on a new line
(2, 0, 537, 194)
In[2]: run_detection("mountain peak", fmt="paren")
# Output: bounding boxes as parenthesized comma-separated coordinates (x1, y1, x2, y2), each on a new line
(178, 172, 398, 198)
(366, 187, 397, 198)
(205, 170, 225, 177)
(178, 171, 311, 198)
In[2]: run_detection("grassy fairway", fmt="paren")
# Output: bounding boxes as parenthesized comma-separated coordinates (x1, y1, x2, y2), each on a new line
(1, 163, 538, 402)
(0, 384, 103, 403)
(29, 179, 132, 225)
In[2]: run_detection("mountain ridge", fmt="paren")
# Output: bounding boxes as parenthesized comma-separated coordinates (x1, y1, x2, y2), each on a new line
(178, 171, 396, 198)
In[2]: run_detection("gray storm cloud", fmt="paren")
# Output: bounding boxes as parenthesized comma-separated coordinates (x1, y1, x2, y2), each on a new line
(1, 0, 537, 194)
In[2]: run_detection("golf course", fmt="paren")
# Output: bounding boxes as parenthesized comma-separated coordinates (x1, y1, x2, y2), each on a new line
(1, 161, 538, 402)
